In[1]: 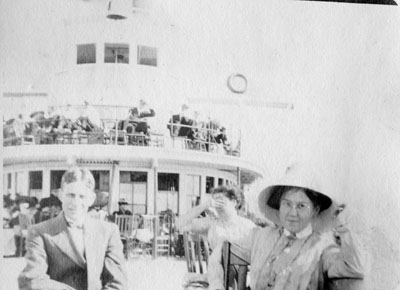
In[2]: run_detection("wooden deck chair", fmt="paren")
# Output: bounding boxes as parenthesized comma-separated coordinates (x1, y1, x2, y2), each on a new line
(221, 241, 364, 290)
(142, 215, 156, 233)
(115, 215, 134, 236)
(18, 213, 36, 256)
(183, 232, 210, 274)
(182, 232, 210, 290)
(109, 129, 127, 145)
(155, 235, 170, 256)
(114, 215, 134, 259)
(222, 242, 249, 290)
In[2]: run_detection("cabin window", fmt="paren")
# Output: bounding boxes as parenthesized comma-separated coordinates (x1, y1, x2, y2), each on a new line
(218, 178, 224, 186)
(206, 176, 214, 194)
(185, 175, 201, 209)
(29, 171, 43, 190)
(77, 44, 96, 64)
(15, 171, 24, 195)
(158, 173, 179, 214)
(104, 43, 129, 64)
(119, 171, 148, 214)
(91, 171, 110, 192)
(7, 173, 11, 189)
(137, 45, 157, 67)
(50, 170, 65, 192)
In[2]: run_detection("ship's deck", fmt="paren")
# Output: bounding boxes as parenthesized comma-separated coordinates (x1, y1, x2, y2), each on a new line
(2, 256, 187, 290)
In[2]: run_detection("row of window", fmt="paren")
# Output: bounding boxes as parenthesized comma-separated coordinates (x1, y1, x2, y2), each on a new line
(77, 43, 157, 66)
(6, 171, 234, 215)
(6, 171, 231, 193)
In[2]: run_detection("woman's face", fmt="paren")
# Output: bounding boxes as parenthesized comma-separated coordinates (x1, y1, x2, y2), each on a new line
(279, 189, 318, 234)
(212, 193, 237, 217)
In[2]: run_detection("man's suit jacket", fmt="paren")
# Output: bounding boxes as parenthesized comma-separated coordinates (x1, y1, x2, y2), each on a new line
(18, 213, 127, 290)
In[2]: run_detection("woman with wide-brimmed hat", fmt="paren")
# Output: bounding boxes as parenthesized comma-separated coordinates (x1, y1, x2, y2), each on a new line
(232, 165, 365, 290)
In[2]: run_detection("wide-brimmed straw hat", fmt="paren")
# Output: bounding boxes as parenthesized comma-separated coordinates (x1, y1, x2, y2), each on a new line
(258, 164, 338, 233)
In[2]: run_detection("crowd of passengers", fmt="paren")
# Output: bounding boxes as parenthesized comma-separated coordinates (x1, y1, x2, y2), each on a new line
(3, 192, 178, 257)
(3, 101, 104, 145)
(168, 104, 236, 153)
(3, 194, 63, 256)
(3, 101, 237, 153)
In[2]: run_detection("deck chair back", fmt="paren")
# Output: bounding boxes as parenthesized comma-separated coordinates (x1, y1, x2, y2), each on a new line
(183, 232, 210, 274)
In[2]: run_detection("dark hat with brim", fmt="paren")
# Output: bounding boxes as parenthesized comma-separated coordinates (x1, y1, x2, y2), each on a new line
(30, 111, 45, 119)
(265, 185, 332, 212)
(118, 198, 129, 205)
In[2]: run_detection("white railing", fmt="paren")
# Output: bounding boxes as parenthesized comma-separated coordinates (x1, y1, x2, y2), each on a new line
(3, 105, 241, 156)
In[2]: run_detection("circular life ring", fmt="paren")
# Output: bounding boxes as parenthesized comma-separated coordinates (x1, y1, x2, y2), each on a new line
(227, 73, 247, 94)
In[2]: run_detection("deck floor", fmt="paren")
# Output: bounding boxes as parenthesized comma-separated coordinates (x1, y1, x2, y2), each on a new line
(1, 256, 188, 290)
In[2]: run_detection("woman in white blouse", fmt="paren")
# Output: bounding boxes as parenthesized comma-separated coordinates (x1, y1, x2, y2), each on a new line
(176, 185, 255, 290)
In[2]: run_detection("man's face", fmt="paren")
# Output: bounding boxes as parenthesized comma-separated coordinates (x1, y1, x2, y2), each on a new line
(60, 182, 95, 223)
(120, 204, 129, 211)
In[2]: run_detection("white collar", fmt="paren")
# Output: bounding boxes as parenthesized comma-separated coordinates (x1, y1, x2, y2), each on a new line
(283, 224, 313, 239)
(64, 212, 85, 229)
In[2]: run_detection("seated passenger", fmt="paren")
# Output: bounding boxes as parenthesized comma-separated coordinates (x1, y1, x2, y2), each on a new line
(18, 167, 127, 290)
(88, 191, 109, 221)
(188, 110, 206, 142)
(124, 99, 155, 136)
(176, 185, 255, 290)
(230, 165, 365, 290)
(214, 127, 233, 153)
(168, 104, 193, 137)
(81, 100, 102, 130)
(113, 199, 133, 217)
(178, 116, 194, 138)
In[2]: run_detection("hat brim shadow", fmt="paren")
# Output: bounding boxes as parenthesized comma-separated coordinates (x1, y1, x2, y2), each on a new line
(258, 185, 338, 233)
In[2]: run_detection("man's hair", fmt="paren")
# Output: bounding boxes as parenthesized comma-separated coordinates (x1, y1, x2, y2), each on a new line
(61, 167, 95, 192)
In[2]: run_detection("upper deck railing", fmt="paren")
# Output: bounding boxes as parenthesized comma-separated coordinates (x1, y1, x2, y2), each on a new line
(3, 105, 241, 157)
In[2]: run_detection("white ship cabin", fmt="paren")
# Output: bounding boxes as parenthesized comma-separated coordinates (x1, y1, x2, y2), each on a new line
(2, 0, 263, 222)
(3, 104, 263, 216)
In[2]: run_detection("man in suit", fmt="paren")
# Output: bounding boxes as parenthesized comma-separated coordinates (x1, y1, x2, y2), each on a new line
(18, 167, 127, 290)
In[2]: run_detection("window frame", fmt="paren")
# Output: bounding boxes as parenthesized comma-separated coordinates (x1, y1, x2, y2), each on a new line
(137, 45, 158, 67)
(77, 43, 96, 64)
(104, 43, 130, 64)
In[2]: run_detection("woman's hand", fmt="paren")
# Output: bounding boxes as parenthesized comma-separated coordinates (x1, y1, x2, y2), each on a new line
(332, 204, 363, 245)
(333, 204, 348, 231)
(201, 195, 220, 209)
(212, 195, 227, 210)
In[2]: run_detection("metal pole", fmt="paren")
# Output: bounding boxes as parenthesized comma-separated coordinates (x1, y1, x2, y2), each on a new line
(152, 159, 158, 258)
(114, 106, 118, 145)
(237, 167, 241, 188)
